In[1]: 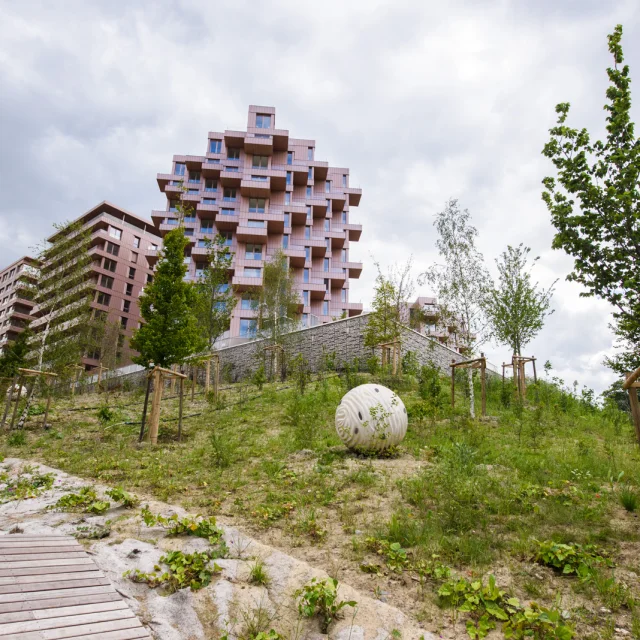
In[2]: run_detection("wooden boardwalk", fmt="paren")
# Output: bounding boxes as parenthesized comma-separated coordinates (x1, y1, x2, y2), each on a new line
(0, 535, 152, 639)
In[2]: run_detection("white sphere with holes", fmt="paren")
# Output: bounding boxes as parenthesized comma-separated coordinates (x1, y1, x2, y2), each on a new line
(335, 383, 408, 451)
(5, 385, 27, 398)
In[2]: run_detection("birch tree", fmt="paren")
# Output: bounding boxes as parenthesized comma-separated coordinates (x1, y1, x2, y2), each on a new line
(422, 199, 491, 417)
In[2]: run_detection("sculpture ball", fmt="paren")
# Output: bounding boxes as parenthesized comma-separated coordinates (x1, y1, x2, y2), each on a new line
(335, 383, 408, 451)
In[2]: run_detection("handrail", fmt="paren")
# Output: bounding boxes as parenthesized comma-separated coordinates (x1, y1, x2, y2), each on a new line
(623, 365, 640, 390)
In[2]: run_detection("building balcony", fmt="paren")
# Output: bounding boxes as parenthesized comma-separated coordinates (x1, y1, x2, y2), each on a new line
(272, 129, 290, 152)
(196, 202, 219, 214)
(164, 184, 183, 198)
(232, 275, 262, 291)
(343, 302, 364, 317)
(224, 130, 245, 148)
(213, 213, 238, 231)
(240, 177, 271, 198)
(284, 247, 306, 268)
(287, 204, 308, 226)
(326, 230, 346, 249)
(244, 136, 273, 155)
(345, 187, 362, 207)
(306, 281, 327, 300)
(201, 162, 222, 177)
(240, 212, 284, 233)
(292, 165, 309, 185)
(236, 225, 268, 243)
(308, 161, 329, 181)
(328, 269, 346, 287)
(329, 193, 347, 211)
(267, 168, 287, 191)
(344, 223, 362, 241)
(337, 261, 363, 278)
(307, 197, 329, 217)
(220, 170, 242, 187)
(157, 173, 179, 190)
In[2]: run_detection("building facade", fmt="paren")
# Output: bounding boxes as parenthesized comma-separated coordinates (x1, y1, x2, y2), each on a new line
(0, 257, 39, 353)
(151, 105, 363, 343)
(30, 201, 162, 369)
(406, 296, 470, 354)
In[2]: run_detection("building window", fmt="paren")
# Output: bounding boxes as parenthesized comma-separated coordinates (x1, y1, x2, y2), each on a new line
(325, 238, 331, 250)
(225, 166, 239, 172)
(128, 267, 136, 279)
(306, 186, 312, 197)
(304, 247, 310, 261)
(221, 232, 233, 246)
(287, 151, 293, 165)
(123, 299, 131, 313)
(96, 291, 111, 306)
(201, 222, 214, 232)
(241, 295, 253, 310)
(323, 301, 329, 315)
(188, 171, 201, 183)
(342, 211, 347, 224)
(147, 273, 153, 283)
(249, 198, 266, 212)
(244, 267, 261, 278)
(202, 198, 216, 205)
(304, 227, 310, 239)
(323, 258, 329, 272)
(131, 252, 138, 264)
(308, 167, 313, 180)
(175, 163, 186, 176)
(209, 140, 222, 153)
(223, 188, 237, 202)
(239, 318, 256, 337)
(341, 288, 347, 302)
(341, 249, 347, 261)
(284, 213, 290, 227)
(100, 275, 114, 289)
(227, 148, 240, 160)
(195, 263, 206, 278)
(252, 155, 268, 168)
(221, 208, 235, 216)
(106, 241, 119, 256)
(255, 114, 271, 129)
(325, 180, 331, 193)
(120, 317, 128, 329)
(303, 269, 309, 283)
(324, 278, 330, 290)
(282, 234, 289, 248)
(286, 171, 292, 185)
(326, 199, 331, 212)
(125, 283, 133, 296)
(130, 236, 140, 249)
(103, 258, 117, 273)
(245, 244, 263, 260)
(324, 219, 330, 231)
(169, 202, 179, 212)
(303, 290, 309, 306)
(284, 192, 291, 205)
(247, 220, 266, 228)
(184, 229, 194, 237)
(251, 175, 268, 182)
(307, 147, 313, 160)
(342, 174, 347, 187)
(205, 179, 217, 191)
(108, 226, 122, 240)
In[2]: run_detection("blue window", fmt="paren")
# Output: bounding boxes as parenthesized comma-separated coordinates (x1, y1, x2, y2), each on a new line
(184, 216, 196, 223)
(308, 167, 313, 179)
(255, 114, 271, 129)
(284, 213, 290, 227)
(175, 163, 186, 176)
(305, 247, 310, 261)
(203, 198, 216, 205)
(303, 269, 309, 283)
(225, 166, 239, 172)
(303, 291, 309, 306)
(323, 258, 329, 272)
(324, 219, 330, 231)
(287, 151, 293, 165)
(307, 206, 312, 220)
(201, 223, 214, 232)
(251, 175, 268, 182)
(282, 234, 289, 248)
(247, 220, 266, 228)
(227, 148, 240, 160)
(323, 301, 329, 315)
(304, 227, 310, 239)
(222, 233, 232, 247)
(307, 147, 313, 160)
(209, 140, 222, 153)
(205, 179, 217, 191)
(343, 175, 347, 187)
(245, 244, 263, 260)
(221, 208, 235, 216)
(169, 202, 178, 212)
(342, 211, 347, 224)
(218, 283, 229, 293)
(306, 186, 312, 197)
(206, 158, 221, 163)
(188, 171, 200, 183)
(249, 198, 265, 213)
(286, 172, 291, 185)
(223, 188, 237, 201)
(244, 267, 261, 277)
(285, 192, 291, 204)
(241, 296, 253, 310)
(240, 319, 257, 337)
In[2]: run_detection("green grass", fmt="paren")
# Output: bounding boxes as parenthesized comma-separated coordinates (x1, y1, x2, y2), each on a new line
(1, 367, 639, 637)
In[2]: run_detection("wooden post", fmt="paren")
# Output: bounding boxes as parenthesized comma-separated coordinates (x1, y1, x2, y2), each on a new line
(520, 360, 527, 396)
(1, 374, 18, 428)
(42, 378, 53, 428)
(9, 375, 25, 430)
(212, 357, 219, 402)
(205, 359, 211, 395)
(625, 372, 640, 446)
(138, 373, 152, 443)
(148, 368, 164, 445)
(97, 363, 103, 392)
(512, 355, 518, 397)
(532, 357, 537, 383)
(170, 365, 176, 394)
(451, 359, 456, 409)
(480, 353, 487, 417)
(178, 378, 184, 442)
(71, 367, 81, 397)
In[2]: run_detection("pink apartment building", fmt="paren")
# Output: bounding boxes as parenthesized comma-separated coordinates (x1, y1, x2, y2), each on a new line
(150, 105, 363, 342)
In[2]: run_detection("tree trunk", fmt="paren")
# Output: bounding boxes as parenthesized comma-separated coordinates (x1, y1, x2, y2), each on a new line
(16, 380, 37, 430)
(468, 368, 475, 419)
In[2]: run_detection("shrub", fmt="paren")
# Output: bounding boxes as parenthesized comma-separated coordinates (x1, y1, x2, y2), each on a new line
(402, 350, 420, 376)
(97, 404, 115, 425)
(620, 486, 638, 512)
(140, 506, 224, 546)
(248, 559, 270, 586)
(54, 487, 110, 514)
(252, 365, 266, 391)
(366, 355, 380, 375)
(7, 431, 26, 446)
(105, 487, 140, 508)
(295, 578, 356, 633)
(0, 472, 54, 503)
(534, 540, 612, 580)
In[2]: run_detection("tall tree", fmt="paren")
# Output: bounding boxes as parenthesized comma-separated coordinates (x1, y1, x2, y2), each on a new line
(484, 244, 557, 356)
(255, 250, 300, 345)
(364, 273, 400, 347)
(130, 228, 204, 368)
(542, 24, 639, 375)
(0, 326, 33, 378)
(421, 199, 491, 417)
(374, 256, 416, 326)
(194, 234, 237, 349)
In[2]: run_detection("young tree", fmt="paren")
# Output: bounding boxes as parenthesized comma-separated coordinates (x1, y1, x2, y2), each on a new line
(0, 326, 33, 378)
(421, 199, 491, 417)
(130, 227, 205, 368)
(255, 250, 300, 345)
(364, 273, 400, 347)
(542, 24, 639, 374)
(484, 244, 557, 356)
(373, 256, 417, 326)
(193, 234, 237, 349)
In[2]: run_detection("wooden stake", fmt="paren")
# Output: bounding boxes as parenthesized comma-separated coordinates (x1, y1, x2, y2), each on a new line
(205, 360, 210, 395)
(626, 372, 640, 446)
(138, 374, 152, 443)
(9, 375, 24, 430)
(451, 359, 456, 409)
(512, 354, 518, 397)
(42, 379, 53, 428)
(532, 357, 537, 383)
(1, 374, 18, 428)
(480, 353, 486, 417)
(178, 378, 184, 442)
(170, 365, 176, 394)
(148, 368, 163, 445)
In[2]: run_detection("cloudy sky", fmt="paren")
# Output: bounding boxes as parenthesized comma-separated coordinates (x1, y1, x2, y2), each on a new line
(1, 0, 638, 394)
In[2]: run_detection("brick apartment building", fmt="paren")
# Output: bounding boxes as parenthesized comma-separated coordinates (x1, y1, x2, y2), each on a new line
(150, 105, 364, 343)
(29, 201, 162, 369)
(0, 256, 39, 353)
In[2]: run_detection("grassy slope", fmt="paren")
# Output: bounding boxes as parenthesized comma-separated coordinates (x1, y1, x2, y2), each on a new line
(2, 368, 639, 638)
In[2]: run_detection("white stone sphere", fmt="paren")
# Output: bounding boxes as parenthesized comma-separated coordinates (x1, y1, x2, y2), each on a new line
(335, 384, 408, 451)
(6, 385, 27, 398)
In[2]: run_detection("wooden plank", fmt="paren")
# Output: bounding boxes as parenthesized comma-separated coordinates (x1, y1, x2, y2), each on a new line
(63, 629, 150, 640)
(0, 601, 127, 624)
(0, 553, 87, 562)
(0, 547, 81, 555)
(0, 586, 113, 605)
(12, 617, 144, 640)
(0, 608, 134, 635)
(0, 592, 120, 614)
(0, 564, 99, 578)
(0, 538, 74, 543)
(4, 609, 135, 634)
(0, 571, 102, 587)
(0, 577, 109, 595)
(0, 559, 94, 570)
